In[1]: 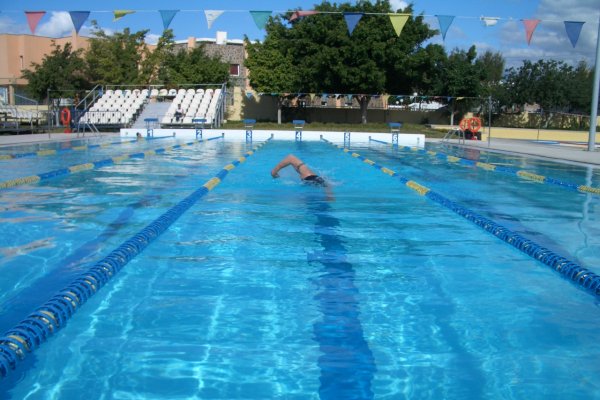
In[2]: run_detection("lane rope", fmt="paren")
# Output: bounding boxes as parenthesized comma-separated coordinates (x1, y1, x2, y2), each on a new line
(0, 136, 223, 190)
(369, 138, 600, 196)
(324, 138, 600, 298)
(0, 135, 173, 160)
(0, 136, 272, 379)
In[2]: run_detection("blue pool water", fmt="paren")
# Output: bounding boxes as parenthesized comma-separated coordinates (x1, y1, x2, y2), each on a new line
(0, 135, 599, 399)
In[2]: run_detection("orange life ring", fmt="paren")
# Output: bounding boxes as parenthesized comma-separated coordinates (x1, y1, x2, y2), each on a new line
(459, 118, 469, 131)
(470, 117, 482, 133)
(60, 108, 71, 126)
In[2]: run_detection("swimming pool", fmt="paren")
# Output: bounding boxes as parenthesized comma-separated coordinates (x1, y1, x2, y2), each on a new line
(0, 134, 599, 399)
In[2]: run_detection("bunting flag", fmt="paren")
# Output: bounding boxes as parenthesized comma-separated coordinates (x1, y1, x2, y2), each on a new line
(69, 11, 90, 34)
(289, 10, 319, 22)
(25, 11, 46, 34)
(344, 12, 363, 35)
(436, 15, 455, 40)
(522, 19, 540, 45)
(564, 21, 585, 48)
(205, 10, 224, 29)
(481, 16, 499, 27)
(250, 11, 272, 30)
(113, 10, 135, 22)
(389, 14, 409, 37)
(245, 91, 254, 100)
(159, 10, 179, 30)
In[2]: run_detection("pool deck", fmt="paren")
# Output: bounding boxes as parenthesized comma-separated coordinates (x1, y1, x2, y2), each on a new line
(1, 131, 598, 167)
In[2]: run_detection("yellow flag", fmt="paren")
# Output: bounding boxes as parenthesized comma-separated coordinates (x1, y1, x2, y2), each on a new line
(113, 10, 135, 22)
(389, 14, 410, 37)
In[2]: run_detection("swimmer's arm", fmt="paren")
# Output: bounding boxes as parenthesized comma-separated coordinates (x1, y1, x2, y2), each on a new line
(271, 155, 300, 178)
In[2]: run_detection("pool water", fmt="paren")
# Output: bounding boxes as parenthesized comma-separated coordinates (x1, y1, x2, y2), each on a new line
(0, 136, 599, 399)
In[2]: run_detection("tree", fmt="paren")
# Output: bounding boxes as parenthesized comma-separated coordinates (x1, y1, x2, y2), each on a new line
(85, 21, 152, 85)
(160, 45, 229, 85)
(245, 0, 439, 124)
(21, 41, 89, 101)
(503, 59, 592, 126)
(245, 17, 300, 124)
(432, 46, 482, 124)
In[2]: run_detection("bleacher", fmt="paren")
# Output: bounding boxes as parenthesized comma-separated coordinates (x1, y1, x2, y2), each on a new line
(78, 89, 146, 127)
(77, 85, 225, 129)
(161, 88, 222, 126)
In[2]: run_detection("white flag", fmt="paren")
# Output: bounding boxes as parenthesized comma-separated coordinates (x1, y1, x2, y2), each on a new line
(205, 10, 225, 29)
(481, 16, 499, 27)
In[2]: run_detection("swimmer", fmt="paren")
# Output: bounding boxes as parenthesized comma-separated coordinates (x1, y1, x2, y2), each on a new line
(271, 154, 326, 186)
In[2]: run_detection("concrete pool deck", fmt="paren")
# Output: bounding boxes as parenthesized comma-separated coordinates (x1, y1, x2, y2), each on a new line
(0, 131, 598, 167)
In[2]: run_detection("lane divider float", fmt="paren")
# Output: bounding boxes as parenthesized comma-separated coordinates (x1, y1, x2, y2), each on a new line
(0, 136, 223, 190)
(0, 135, 173, 160)
(369, 138, 600, 196)
(0, 136, 272, 379)
(324, 138, 600, 298)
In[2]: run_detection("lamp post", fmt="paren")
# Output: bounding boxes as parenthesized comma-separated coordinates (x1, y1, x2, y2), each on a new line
(588, 16, 600, 152)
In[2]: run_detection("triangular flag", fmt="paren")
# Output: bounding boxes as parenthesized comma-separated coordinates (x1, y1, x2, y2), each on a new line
(205, 10, 224, 30)
(388, 14, 409, 37)
(25, 11, 46, 34)
(344, 12, 363, 35)
(113, 10, 135, 22)
(564, 21, 585, 48)
(436, 15, 455, 40)
(159, 10, 179, 30)
(289, 10, 319, 22)
(481, 16, 499, 27)
(69, 11, 90, 34)
(250, 11, 272, 30)
(522, 19, 541, 45)
(245, 91, 254, 100)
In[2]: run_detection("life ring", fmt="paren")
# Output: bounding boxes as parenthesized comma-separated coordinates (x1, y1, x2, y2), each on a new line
(470, 117, 482, 133)
(459, 118, 469, 131)
(60, 108, 71, 126)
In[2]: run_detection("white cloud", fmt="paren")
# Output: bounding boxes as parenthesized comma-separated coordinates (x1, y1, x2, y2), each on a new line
(390, 0, 409, 12)
(146, 33, 161, 45)
(497, 0, 598, 67)
(36, 12, 74, 38)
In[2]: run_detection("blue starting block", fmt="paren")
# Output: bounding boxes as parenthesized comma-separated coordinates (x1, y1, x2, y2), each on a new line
(293, 120, 305, 141)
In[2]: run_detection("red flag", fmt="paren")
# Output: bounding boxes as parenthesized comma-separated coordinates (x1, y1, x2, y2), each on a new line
(289, 10, 319, 22)
(25, 11, 46, 34)
(523, 19, 541, 45)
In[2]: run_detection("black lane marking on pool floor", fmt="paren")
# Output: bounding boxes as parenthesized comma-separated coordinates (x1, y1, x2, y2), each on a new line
(307, 198, 376, 399)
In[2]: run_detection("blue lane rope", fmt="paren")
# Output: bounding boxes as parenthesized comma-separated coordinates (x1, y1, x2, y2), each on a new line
(0, 137, 272, 379)
(0, 135, 223, 190)
(324, 138, 600, 298)
(0, 135, 173, 160)
(369, 138, 600, 196)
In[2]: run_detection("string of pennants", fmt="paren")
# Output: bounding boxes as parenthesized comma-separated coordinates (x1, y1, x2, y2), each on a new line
(21, 9, 590, 48)
(243, 92, 477, 102)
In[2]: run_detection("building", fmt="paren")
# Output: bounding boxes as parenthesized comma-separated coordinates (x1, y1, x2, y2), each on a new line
(0, 31, 247, 112)
(0, 32, 89, 104)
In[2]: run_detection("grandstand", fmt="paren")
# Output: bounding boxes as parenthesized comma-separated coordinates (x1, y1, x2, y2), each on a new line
(76, 84, 226, 132)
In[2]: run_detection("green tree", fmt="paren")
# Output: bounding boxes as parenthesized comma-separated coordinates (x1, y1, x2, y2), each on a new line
(245, 0, 439, 124)
(21, 41, 89, 101)
(140, 29, 176, 84)
(160, 45, 229, 85)
(503, 59, 591, 126)
(432, 46, 482, 124)
(245, 16, 300, 124)
(85, 21, 152, 85)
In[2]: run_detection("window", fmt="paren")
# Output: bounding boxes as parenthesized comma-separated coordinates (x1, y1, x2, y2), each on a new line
(229, 64, 240, 76)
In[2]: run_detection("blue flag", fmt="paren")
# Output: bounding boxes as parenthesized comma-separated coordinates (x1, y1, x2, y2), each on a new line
(159, 10, 179, 30)
(69, 11, 90, 34)
(564, 21, 585, 48)
(436, 15, 455, 40)
(344, 13, 363, 35)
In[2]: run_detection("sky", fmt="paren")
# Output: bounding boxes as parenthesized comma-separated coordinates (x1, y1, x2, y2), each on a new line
(0, 0, 598, 69)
